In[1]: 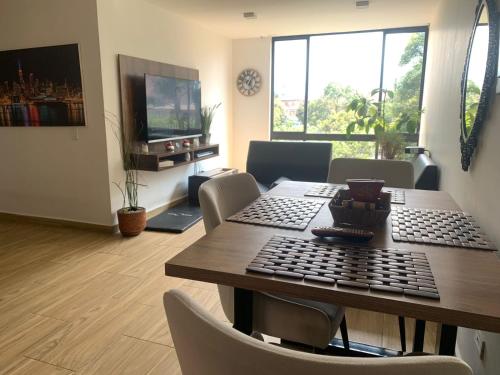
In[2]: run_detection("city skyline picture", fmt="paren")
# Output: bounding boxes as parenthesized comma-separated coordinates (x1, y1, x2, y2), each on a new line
(0, 43, 85, 127)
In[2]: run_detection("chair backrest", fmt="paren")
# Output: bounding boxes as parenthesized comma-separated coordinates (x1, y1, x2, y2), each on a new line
(198, 172, 261, 233)
(198, 172, 261, 322)
(328, 158, 414, 188)
(164, 289, 472, 375)
(246, 141, 332, 186)
(412, 154, 439, 190)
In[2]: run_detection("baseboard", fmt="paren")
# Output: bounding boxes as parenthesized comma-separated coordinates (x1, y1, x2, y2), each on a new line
(0, 195, 189, 233)
(0, 211, 116, 233)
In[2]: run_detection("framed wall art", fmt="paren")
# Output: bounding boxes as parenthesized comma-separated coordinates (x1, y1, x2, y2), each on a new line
(0, 43, 85, 127)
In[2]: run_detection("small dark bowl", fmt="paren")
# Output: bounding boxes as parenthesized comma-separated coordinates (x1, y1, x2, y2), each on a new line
(346, 179, 385, 203)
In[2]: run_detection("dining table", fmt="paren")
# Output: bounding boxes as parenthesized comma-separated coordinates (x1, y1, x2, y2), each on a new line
(165, 180, 500, 356)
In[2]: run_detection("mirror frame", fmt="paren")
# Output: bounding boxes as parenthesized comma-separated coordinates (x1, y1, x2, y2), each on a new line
(460, 0, 499, 171)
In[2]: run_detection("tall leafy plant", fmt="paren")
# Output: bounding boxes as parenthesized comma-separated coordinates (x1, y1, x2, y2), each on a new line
(106, 112, 145, 211)
(200, 103, 221, 135)
(346, 88, 421, 159)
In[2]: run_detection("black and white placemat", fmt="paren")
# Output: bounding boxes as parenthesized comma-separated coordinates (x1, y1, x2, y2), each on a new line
(305, 184, 406, 204)
(227, 196, 324, 230)
(391, 207, 496, 250)
(246, 235, 440, 300)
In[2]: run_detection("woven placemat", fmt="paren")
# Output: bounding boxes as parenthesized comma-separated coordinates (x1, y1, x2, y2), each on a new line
(391, 207, 496, 250)
(246, 235, 439, 300)
(305, 184, 406, 204)
(227, 196, 324, 230)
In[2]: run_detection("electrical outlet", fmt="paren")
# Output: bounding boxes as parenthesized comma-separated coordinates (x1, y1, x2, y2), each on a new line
(474, 330, 486, 360)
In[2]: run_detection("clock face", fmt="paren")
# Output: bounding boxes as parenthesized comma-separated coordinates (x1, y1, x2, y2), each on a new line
(237, 69, 261, 96)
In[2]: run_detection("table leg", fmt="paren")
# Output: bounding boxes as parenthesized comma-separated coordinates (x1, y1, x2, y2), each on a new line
(233, 288, 253, 335)
(413, 319, 426, 352)
(438, 324, 457, 355)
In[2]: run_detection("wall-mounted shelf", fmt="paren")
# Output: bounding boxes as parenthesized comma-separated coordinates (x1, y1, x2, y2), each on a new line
(132, 144, 219, 172)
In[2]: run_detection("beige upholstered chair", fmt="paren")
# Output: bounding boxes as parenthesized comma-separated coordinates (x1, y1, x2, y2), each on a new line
(164, 289, 472, 375)
(328, 158, 414, 351)
(328, 158, 414, 188)
(198, 172, 346, 349)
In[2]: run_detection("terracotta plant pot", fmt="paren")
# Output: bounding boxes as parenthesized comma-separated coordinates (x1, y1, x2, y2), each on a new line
(378, 132, 404, 160)
(117, 207, 146, 237)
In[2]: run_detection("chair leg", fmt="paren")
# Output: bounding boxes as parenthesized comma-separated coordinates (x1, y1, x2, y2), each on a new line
(398, 316, 406, 352)
(340, 316, 349, 350)
(413, 319, 426, 353)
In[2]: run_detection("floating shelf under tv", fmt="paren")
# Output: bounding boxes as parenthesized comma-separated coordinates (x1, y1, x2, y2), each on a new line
(132, 144, 219, 172)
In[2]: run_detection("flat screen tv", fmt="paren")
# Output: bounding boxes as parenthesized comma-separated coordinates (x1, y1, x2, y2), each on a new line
(144, 74, 202, 142)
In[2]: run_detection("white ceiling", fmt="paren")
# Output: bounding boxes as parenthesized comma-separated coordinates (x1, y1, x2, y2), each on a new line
(149, 0, 438, 39)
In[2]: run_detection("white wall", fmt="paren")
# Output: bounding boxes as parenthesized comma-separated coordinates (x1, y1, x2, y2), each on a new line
(96, 0, 233, 219)
(0, 0, 111, 225)
(422, 0, 500, 373)
(232, 37, 271, 171)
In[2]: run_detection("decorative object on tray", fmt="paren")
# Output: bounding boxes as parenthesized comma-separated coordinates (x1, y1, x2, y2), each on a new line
(0, 44, 85, 127)
(305, 183, 406, 204)
(200, 102, 221, 144)
(329, 180, 391, 227)
(346, 179, 385, 202)
(227, 196, 324, 230)
(246, 235, 440, 300)
(391, 207, 496, 250)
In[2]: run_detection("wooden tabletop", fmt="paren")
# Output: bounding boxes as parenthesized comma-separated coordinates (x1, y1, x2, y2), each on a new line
(165, 181, 500, 333)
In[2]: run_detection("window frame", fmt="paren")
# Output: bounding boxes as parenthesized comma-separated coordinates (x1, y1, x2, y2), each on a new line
(270, 26, 429, 145)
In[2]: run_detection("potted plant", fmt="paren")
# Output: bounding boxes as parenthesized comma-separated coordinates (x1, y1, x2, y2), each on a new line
(200, 103, 221, 144)
(346, 88, 420, 159)
(114, 166, 146, 237)
(108, 113, 147, 236)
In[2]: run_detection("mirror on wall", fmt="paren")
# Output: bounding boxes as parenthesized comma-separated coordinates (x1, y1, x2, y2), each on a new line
(460, 0, 499, 171)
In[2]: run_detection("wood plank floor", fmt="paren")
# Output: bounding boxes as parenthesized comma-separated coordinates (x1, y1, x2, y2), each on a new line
(0, 218, 437, 374)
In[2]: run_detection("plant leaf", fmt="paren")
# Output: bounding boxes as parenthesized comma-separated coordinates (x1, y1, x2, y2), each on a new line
(374, 124, 384, 137)
(346, 122, 356, 137)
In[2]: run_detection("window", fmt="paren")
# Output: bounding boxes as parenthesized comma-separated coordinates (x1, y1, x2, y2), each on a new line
(271, 27, 428, 159)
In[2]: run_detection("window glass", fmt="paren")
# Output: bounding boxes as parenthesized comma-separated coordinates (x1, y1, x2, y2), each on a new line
(272, 39, 307, 132)
(382, 32, 425, 129)
(307, 32, 383, 134)
(270, 27, 428, 159)
(332, 141, 376, 159)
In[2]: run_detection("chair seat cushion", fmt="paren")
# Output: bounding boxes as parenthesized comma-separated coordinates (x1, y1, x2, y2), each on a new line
(253, 292, 345, 349)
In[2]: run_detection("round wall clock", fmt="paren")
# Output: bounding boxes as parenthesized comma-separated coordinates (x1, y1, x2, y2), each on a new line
(237, 69, 261, 96)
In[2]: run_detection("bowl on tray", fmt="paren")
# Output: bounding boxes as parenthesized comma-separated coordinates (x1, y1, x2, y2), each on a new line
(346, 179, 385, 203)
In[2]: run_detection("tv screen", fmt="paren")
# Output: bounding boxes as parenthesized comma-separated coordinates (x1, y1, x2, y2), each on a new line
(144, 74, 202, 142)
